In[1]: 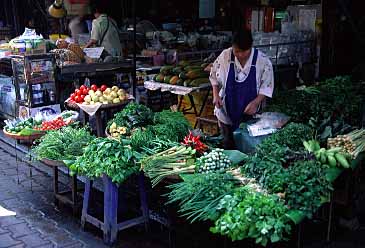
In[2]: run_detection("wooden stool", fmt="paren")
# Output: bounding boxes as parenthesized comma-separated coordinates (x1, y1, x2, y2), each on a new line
(196, 115, 219, 135)
(81, 173, 149, 245)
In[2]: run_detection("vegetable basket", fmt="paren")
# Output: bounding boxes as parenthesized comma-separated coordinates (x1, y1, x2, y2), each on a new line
(3, 129, 45, 141)
(105, 128, 121, 141)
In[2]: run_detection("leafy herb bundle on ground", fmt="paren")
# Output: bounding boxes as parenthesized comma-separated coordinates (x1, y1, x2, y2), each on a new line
(71, 138, 138, 184)
(32, 126, 94, 162)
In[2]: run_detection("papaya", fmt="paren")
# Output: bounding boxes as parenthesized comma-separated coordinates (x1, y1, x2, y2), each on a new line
(176, 79, 184, 86)
(155, 74, 165, 82)
(189, 78, 210, 87)
(184, 66, 202, 71)
(178, 60, 190, 67)
(183, 79, 192, 87)
(179, 71, 187, 80)
(186, 70, 209, 80)
(164, 76, 173, 84)
(160, 66, 174, 74)
(169, 76, 179, 85)
(172, 67, 183, 75)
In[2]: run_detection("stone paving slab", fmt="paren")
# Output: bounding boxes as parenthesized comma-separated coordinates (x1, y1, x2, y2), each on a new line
(0, 142, 104, 248)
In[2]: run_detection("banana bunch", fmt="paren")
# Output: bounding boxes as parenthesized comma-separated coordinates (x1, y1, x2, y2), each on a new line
(303, 140, 351, 169)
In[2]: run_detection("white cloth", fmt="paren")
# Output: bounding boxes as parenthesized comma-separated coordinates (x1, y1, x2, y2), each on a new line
(209, 47, 274, 125)
(77, 102, 102, 116)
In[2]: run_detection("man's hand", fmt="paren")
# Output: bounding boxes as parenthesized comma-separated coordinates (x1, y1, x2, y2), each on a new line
(244, 100, 259, 115)
(213, 96, 223, 108)
(244, 95, 266, 115)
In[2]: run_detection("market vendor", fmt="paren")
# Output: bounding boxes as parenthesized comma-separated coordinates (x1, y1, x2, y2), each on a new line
(85, 2, 122, 57)
(210, 29, 274, 149)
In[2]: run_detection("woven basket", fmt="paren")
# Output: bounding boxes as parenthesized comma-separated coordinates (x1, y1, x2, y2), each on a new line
(51, 49, 81, 66)
(68, 43, 85, 60)
(3, 129, 45, 141)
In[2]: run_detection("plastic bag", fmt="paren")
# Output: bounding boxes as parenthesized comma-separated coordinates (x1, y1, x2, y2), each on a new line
(247, 112, 290, 137)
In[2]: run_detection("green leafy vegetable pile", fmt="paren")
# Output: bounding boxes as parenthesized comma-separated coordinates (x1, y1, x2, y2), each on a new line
(71, 138, 138, 184)
(107, 102, 154, 131)
(166, 173, 237, 222)
(32, 126, 94, 162)
(151, 110, 191, 142)
(242, 123, 332, 218)
(266, 76, 363, 141)
(211, 188, 292, 247)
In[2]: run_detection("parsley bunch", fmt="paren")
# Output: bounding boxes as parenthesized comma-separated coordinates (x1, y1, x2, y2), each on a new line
(71, 138, 138, 184)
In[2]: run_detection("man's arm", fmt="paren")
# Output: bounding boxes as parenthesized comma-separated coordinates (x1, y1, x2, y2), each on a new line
(244, 94, 266, 115)
(85, 39, 97, 48)
(212, 85, 223, 108)
(244, 57, 274, 115)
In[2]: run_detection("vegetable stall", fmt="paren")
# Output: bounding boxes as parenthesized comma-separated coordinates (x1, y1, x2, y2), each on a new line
(2, 76, 364, 246)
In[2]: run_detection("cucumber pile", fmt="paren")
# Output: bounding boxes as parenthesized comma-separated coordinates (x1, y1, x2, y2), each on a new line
(4, 117, 43, 135)
(197, 148, 232, 173)
(303, 140, 351, 168)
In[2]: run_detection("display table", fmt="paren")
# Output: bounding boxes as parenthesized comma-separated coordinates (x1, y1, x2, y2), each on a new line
(144, 80, 211, 127)
(65, 101, 130, 137)
(41, 158, 82, 216)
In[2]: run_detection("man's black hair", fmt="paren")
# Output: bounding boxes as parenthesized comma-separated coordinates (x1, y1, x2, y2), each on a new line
(232, 29, 253, 51)
(90, 0, 108, 14)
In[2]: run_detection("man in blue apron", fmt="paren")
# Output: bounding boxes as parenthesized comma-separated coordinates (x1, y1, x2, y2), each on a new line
(210, 29, 274, 149)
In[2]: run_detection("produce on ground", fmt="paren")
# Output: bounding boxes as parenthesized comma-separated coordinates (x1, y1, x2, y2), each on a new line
(69, 84, 128, 104)
(32, 126, 94, 162)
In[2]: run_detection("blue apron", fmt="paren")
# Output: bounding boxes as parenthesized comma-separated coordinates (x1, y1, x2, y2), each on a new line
(225, 49, 258, 130)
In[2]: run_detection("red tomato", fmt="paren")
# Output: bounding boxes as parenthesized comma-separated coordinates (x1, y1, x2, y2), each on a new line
(75, 89, 82, 96)
(75, 96, 81, 103)
(100, 85, 107, 92)
(80, 85, 86, 91)
(91, 84, 98, 91)
(82, 89, 88, 95)
(70, 93, 76, 101)
(80, 95, 85, 102)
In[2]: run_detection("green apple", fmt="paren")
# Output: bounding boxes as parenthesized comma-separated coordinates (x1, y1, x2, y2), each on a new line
(88, 90, 95, 96)
(95, 90, 103, 97)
